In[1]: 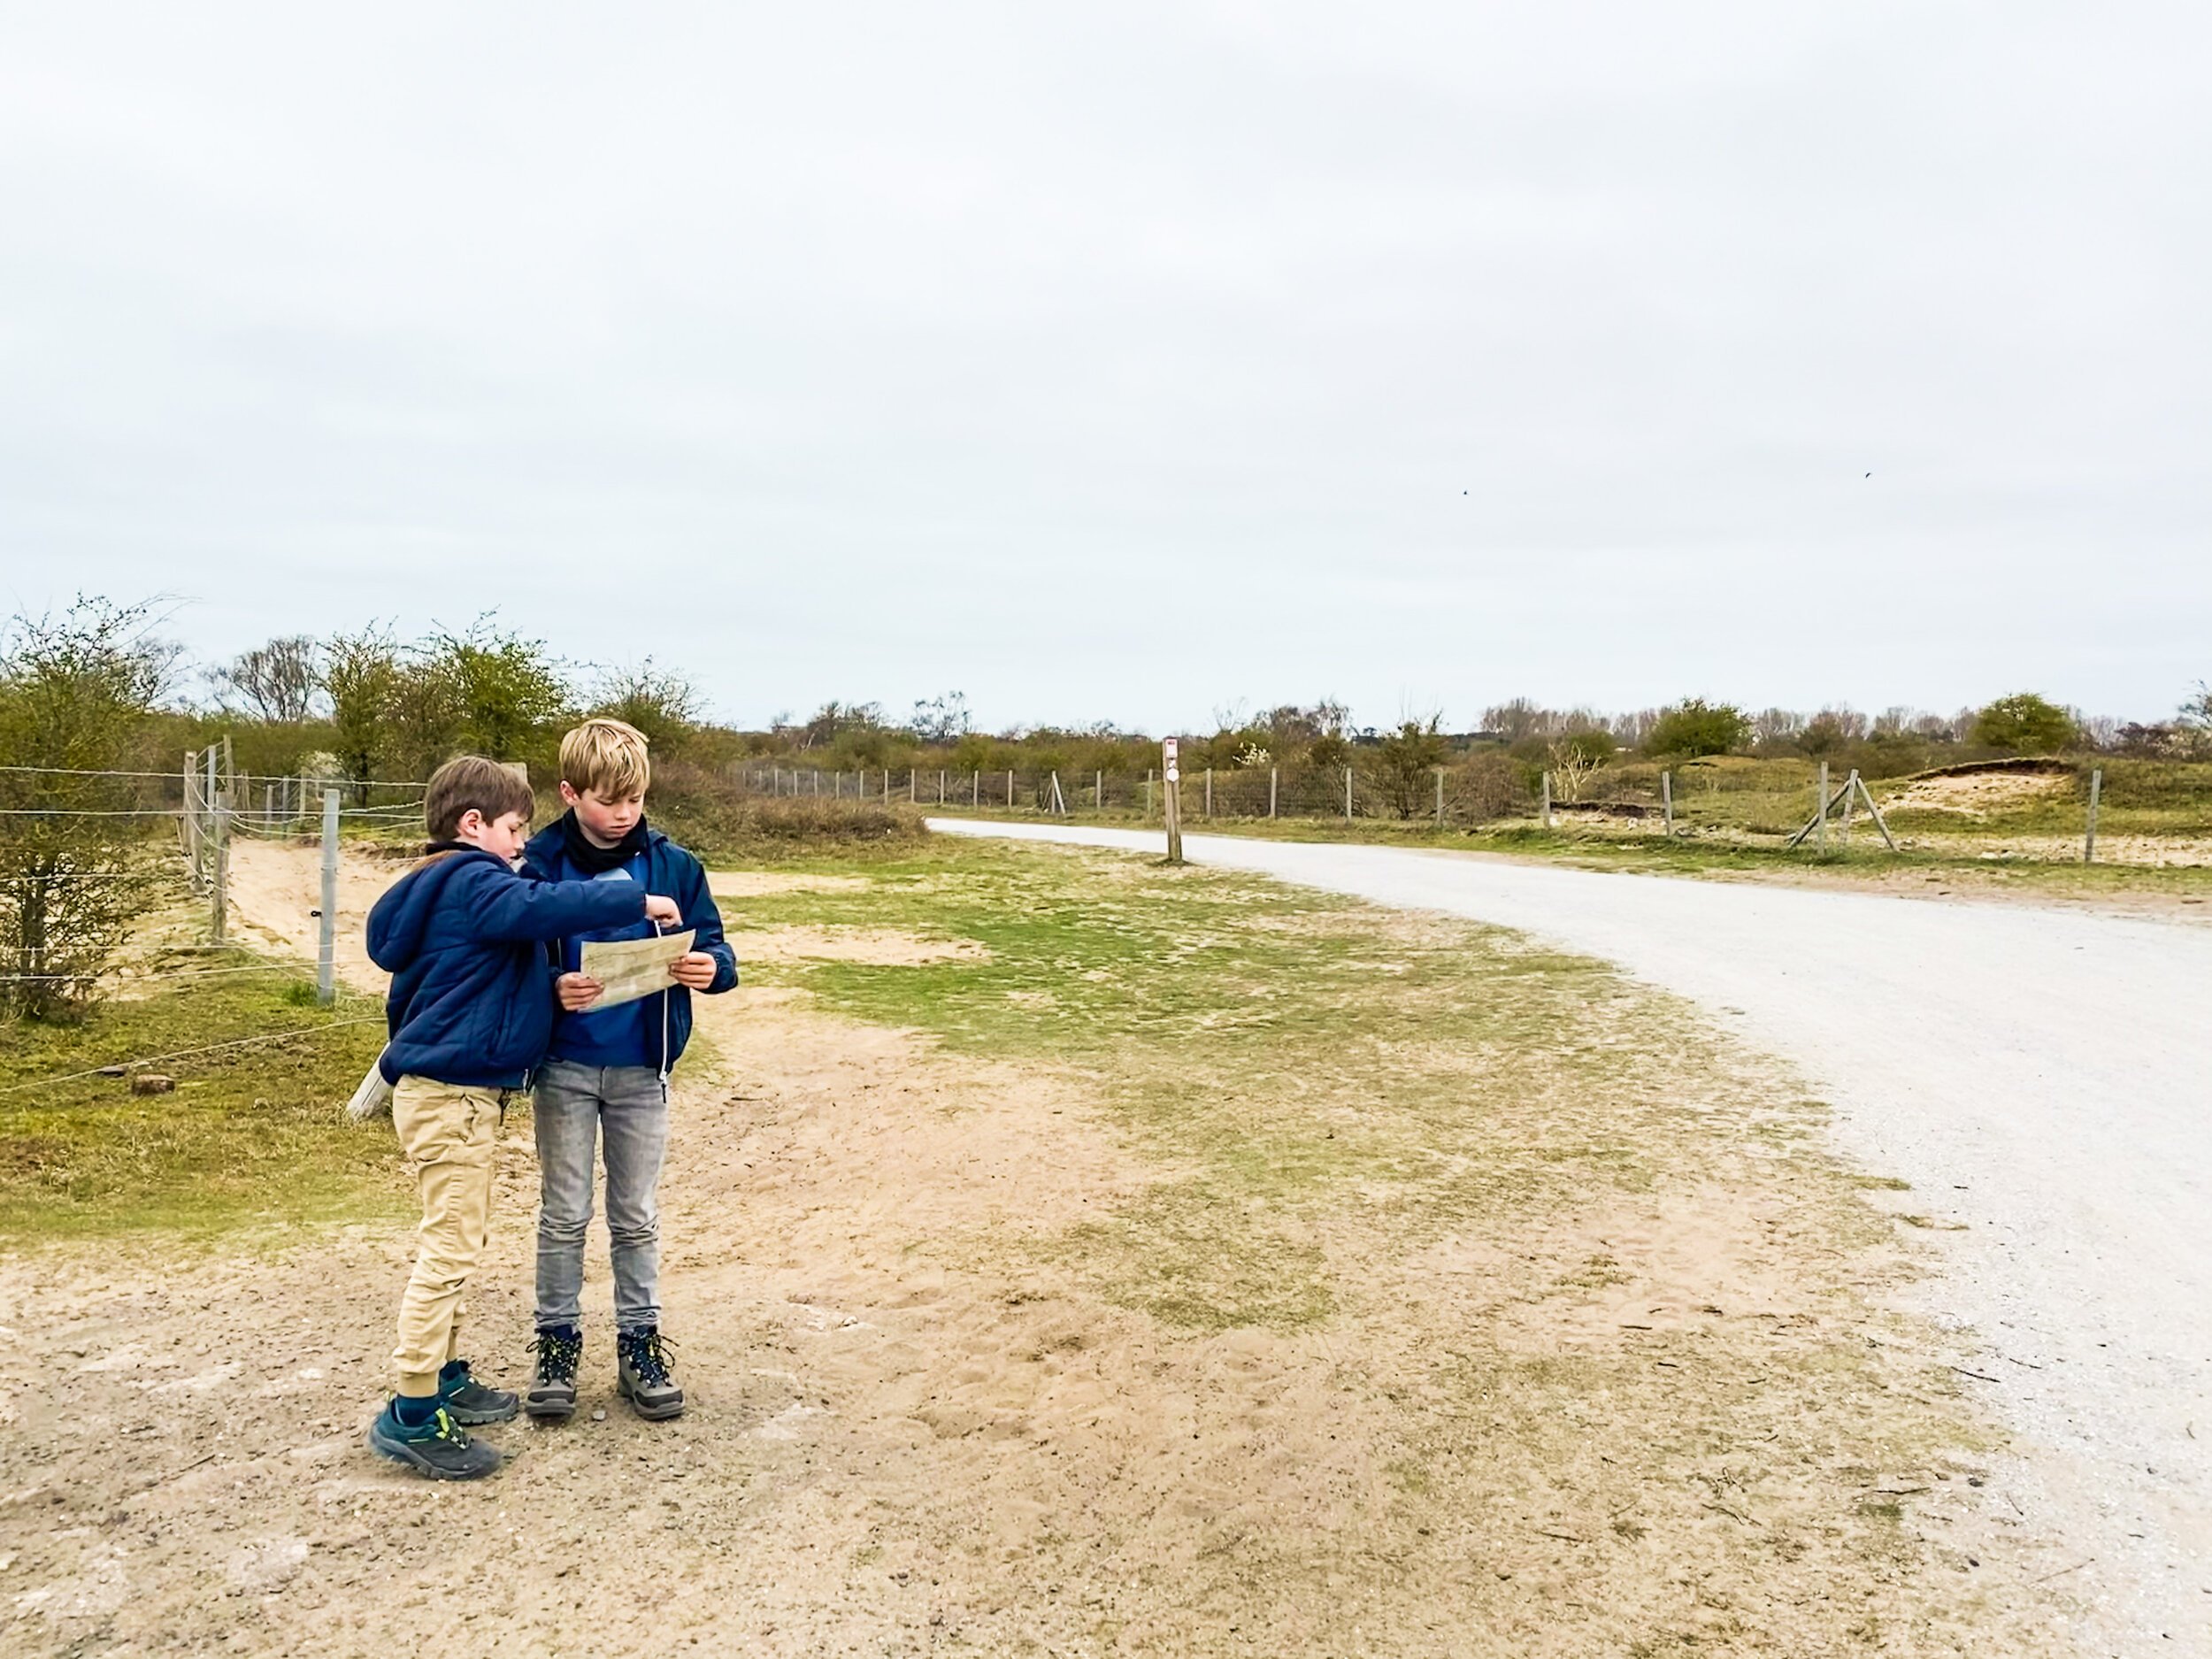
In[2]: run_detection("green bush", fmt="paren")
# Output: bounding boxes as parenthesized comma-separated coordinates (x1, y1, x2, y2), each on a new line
(1646, 699, 1749, 758)
(1970, 692, 2076, 755)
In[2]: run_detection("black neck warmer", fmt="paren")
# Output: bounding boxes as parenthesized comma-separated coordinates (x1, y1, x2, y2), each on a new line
(558, 810, 649, 875)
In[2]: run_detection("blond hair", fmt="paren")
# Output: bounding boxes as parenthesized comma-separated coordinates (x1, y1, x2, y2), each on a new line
(560, 717, 651, 797)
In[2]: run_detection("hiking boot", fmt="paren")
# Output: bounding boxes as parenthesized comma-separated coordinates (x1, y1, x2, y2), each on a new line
(365, 1399, 503, 1480)
(526, 1326, 582, 1421)
(438, 1359, 519, 1425)
(616, 1327, 684, 1421)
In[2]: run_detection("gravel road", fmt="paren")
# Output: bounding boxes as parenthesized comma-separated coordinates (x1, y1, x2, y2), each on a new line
(933, 818, 2212, 1652)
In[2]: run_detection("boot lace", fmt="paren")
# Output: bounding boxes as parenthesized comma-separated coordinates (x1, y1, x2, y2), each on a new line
(622, 1329, 677, 1389)
(533, 1329, 582, 1385)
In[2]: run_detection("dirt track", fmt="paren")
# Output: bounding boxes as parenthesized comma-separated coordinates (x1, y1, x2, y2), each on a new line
(0, 837, 2093, 1655)
(934, 818, 2212, 1651)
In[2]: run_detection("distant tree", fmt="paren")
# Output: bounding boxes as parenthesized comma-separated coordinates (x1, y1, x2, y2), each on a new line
(1609, 709, 1658, 749)
(1370, 714, 1448, 818)
(1970, 692, 2076, 755)
(1482, 699, 1548, 743)
(325, 624, 404, 795)
(0, 597, 169, 1020)
(590, 659, 702, 756)
(1751, 708, 1804, 749)
(2182, 681, 2212, 735)
(910, 691, 972, 746)
(210, 634, 323, 723)
(797, 701, 883, 750)
(427, 618, 570, 762)
(1797, 707, 1866, 758)
(1645, 699, 1749, 758)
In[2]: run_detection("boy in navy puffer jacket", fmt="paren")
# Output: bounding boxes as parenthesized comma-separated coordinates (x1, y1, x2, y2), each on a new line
(361, 755, 680, 1480)
(518, 718, 737, 1424)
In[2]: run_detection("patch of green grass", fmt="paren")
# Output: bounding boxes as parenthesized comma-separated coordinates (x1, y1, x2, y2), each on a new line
(723, 841, 1796, 1329)
(0, 955, 403, 1242)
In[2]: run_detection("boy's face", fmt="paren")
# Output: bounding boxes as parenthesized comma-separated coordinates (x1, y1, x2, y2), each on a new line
(455, 808, 530, 864)
(560, 781, 646, 849)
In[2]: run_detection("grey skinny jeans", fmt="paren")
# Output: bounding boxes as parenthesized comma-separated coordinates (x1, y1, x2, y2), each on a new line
(533, 1059, 670, 1333)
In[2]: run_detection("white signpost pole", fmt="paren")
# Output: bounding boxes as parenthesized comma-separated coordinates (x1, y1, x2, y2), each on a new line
(1163, 737, 1184, 864)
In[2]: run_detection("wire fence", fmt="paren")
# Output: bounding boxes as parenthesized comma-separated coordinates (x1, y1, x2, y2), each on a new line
(729, 760, 1538, 826)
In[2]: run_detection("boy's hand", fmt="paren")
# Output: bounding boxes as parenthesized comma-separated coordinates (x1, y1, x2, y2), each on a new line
(644, 895, 682, 928)
(556, 972, 604, 1011)
(668, 952, 718, 990)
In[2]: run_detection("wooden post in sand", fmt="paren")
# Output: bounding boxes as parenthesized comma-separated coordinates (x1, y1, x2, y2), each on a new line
(318, 790, 340, 1005)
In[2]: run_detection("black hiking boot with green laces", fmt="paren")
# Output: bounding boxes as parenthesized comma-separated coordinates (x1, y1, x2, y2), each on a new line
(438, 1358, 519, 1425)
(526, 1326, 582, 1421)
(616, 1326, 684, 1421)
(365, 1399, 503, 1480)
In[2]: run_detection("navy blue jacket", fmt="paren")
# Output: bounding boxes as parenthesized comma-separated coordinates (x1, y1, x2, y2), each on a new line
(520, 819, 738, 1076)
(367, 849, 649, 1087)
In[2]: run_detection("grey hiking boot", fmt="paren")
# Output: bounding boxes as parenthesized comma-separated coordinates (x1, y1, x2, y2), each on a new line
(526, 1326, 582, 1421)
(616, 1327, 684, 1421)
(365, 1399, 503, 1481)
(438, 1359, 519, 1425)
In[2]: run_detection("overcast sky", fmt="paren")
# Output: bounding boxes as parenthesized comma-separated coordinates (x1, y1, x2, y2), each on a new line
(2, 3, 2206, 733)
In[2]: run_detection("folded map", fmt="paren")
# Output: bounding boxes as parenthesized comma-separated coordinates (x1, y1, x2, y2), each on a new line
(580, 928, 696, 1010)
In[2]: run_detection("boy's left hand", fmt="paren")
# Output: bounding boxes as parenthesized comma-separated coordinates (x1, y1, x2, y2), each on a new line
(668, 952, 718, 990)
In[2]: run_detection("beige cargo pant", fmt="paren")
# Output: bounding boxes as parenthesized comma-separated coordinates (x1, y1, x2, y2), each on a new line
(390, 1077, 505, 1398)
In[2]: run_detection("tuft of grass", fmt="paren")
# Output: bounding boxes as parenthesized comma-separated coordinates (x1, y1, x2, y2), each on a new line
(0, 955, 403, 1242)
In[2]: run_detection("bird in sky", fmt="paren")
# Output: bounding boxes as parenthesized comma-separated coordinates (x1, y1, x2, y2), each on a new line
(1864, 472, 1872, 478)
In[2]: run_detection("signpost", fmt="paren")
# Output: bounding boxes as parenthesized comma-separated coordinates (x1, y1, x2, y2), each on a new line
(1163, 738, 1184, 864)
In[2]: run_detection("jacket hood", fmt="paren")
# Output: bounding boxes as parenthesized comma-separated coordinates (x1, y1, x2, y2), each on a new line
(366, 848, 502, 972)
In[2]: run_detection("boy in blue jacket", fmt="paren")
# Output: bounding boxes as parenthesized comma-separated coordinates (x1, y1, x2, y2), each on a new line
(518, 718, 737, 1424)
(363, 755, 680, 1480)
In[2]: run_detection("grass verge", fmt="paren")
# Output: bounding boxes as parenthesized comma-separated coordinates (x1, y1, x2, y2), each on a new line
(0, 954, 403, 1242)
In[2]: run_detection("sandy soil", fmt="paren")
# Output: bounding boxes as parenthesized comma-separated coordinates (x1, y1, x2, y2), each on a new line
(941, 818, 2212, 1653)
(0, 841, 2080, 1655)
(1878, 771, 2072, 816)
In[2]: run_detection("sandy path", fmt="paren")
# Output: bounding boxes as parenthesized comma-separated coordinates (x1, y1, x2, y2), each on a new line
(2, 836, 2087, 1655)
(933, 817, 2212, 1649)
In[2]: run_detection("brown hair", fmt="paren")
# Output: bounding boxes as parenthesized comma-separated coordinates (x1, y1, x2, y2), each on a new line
(424, 756, 534, 842)
(559, 717, 651, 797)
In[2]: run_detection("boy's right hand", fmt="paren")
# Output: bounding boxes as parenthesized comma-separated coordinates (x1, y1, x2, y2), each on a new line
(644, 895, 682, 928)
(556, 972, 604, 1012)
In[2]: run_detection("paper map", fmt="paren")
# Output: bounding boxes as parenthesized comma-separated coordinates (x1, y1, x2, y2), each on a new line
(580, 928, 696, 1010)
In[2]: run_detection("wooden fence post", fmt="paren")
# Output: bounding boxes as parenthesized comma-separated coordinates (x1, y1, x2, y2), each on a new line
(1094, 769, 1102, 810)
(1662, 771, 1673, 837)
(318, 790, 340, 1005)
(1205, 767, 1213, 818)
(1006, 769, 1015, 807)
(211, 793, 230, 942)
(1270, 766, 1279, 818)
(2085, 767, 2102, 864)
(1541, 772, 1552, 829)
(1344, 766, 1353, 822)
(972, 770, 980, 807)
